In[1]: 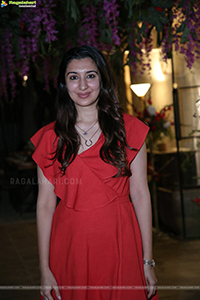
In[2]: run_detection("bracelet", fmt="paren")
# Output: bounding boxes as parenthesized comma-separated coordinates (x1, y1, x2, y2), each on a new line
(143, 259, 155, 268)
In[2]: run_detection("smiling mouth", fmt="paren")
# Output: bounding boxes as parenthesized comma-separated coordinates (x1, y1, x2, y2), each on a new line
(78, 93, 90, 98)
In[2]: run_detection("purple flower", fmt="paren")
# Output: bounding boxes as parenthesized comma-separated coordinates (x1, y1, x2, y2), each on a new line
(103, 0, 121, 46)
(4, 29, 16, 99)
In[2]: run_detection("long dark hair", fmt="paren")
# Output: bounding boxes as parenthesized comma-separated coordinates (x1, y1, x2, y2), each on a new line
(54, 45, 133, 177)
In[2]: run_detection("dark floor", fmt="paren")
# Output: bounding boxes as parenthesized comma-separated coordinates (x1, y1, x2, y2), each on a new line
(0, 191, 200, 300)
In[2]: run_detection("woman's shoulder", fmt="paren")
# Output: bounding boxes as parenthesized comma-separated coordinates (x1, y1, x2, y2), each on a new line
(123, 112, 148, 129)
(123, 112, 149, 141)
(31, 121, 56, 146)
(38, 121, 56, 135)
(123, 112, 135, 123)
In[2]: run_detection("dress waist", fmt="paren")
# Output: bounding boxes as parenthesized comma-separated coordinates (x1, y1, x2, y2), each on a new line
(115, 194, 130, 204)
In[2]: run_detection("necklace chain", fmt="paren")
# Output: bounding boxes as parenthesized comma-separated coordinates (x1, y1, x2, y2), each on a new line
(77, 127, 100, 147)
(76, 120, 98, 135)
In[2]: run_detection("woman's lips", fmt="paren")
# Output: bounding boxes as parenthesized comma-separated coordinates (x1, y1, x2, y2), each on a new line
(78, 93, 90, 98)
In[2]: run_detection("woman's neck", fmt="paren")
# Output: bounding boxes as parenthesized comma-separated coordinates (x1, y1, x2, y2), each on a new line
(76, 105, 98, 124)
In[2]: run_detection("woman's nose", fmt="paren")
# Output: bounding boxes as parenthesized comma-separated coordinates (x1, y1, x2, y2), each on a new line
(79, 77, 88, 90)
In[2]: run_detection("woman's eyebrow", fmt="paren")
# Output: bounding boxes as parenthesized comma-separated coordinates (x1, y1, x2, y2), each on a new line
(66, 70, 98, 76)
(66, 71, 78, 76)
(86, 70, 98, 74)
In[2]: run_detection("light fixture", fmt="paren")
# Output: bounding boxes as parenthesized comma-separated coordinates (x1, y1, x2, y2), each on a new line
(23, 75, 28, 81)
(22, 75, 28, 87)
(130, 83, 151, 98)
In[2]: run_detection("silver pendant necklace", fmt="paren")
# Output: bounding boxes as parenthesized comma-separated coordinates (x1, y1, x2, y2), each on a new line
(77, 127, 100, 147)
(76, 120, 98, 135)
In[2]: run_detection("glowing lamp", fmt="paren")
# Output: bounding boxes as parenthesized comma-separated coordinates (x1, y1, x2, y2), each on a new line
(130, 83, 151, 98)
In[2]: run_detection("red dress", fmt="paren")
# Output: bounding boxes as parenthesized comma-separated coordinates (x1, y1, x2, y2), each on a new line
(31, 113, 159, 300)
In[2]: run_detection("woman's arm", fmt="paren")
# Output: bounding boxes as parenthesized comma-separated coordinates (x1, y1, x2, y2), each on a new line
(37, 166, 61, 300)
(129, 143, 157, 299)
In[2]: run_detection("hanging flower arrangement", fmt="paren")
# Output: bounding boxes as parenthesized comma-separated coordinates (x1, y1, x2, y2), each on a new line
(1, 0, 200, 100)
(0, 0, 58, 100)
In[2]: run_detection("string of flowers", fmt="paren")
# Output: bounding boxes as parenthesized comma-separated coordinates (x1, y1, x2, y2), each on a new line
(0, 0, 58, 100)
(0, 43, 7, 100)
(103, 0, 120, 48)
(128, 23, 143, 76)
(19, 36, 30, 78)
(179, 0, 200, 69)
(4, 29, 16, 99)
(161, 25, 173, 61)
(78, 3, 100, 49)
(1, 0, 200, 101)
(141, 25, 153, 74)
(161, 0, 200, 68)
(79, 0, 120, 53)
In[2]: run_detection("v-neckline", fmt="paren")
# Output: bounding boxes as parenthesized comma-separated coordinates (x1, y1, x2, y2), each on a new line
(78, 132, 103, 156)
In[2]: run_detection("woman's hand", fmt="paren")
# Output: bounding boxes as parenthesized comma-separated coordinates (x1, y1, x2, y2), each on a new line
(40, 268, 61, 300)
(143, 264, 158, 299)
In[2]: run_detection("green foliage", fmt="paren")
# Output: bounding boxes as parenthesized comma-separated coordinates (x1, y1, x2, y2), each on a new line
(152, 0, 173, 9)
(66, 0, 80, 22)
(1, 0, 199, 96)
(180, 25, 190, 43)
(0, 5, 21, 36)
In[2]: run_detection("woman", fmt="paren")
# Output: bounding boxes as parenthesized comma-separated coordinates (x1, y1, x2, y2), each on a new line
(31, 45, 158, 300)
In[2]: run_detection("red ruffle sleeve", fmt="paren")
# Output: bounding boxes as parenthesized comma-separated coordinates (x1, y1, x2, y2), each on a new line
(123, 113, 149, 164)
(30, 121, 60, 186)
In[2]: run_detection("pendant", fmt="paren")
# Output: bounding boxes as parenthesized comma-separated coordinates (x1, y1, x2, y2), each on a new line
(84, 132, 87, 135)
(85, 139, 93, 147)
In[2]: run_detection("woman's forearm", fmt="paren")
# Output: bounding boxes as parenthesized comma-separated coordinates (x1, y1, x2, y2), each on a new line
(36, 167, 57, 273)
(129, 144, 154, 261)
(132, 190, 153, 260)
(37, 204, 55, 272)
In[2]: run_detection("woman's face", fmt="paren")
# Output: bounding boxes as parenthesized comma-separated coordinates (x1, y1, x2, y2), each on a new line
(65, 57, 101, 109)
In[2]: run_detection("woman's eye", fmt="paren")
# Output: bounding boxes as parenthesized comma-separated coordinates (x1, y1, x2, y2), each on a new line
(70, 75, 78, 80)
(87, 74, 95, 79)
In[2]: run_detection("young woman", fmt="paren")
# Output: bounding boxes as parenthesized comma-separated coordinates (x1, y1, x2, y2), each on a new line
(31, 45, 158, 300)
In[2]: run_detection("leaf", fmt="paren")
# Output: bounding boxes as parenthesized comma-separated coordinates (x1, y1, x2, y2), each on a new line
(99, 16, 106, 30)
(137, 35, 142, 44)
(122, 0, 146, 18)
(159, 14, 169, 24)
(180, 25, 190, 43)
(168, 32, 173, 44)
(40, 40, 46, 55)
(176, 22, 185, 34)
(100, 29, 106, 43)
(177, 0, 185, 9)
(152, 0, 173, 8)
(66, 0, 80, 22)
(155, 21, 163, 33)
(138, 22, 146, 36)
(147, 7, 159, 24)
(71, 0, 80, 22)
(106, 28, 113, 44)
